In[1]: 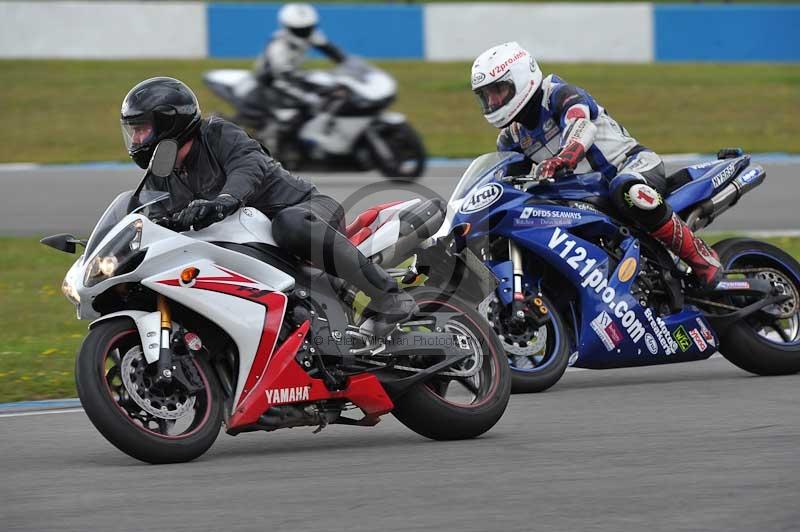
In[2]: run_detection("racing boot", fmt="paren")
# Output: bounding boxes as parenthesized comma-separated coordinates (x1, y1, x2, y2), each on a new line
(359, 260, 419, 338)
(650, 212, 722, 288)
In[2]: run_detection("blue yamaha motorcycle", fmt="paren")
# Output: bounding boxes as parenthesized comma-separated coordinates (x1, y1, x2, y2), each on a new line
(423, 150, 800, 393)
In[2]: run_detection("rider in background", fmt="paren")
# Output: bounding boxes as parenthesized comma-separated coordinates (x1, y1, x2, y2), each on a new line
(238, 3, 347, 127)
(471, 42, 722, 287)
(120, 76, 417, 337)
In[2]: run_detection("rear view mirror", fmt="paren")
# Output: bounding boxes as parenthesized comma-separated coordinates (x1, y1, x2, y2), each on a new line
(41, 233, 85, 254)
(149, 139, 178, 178)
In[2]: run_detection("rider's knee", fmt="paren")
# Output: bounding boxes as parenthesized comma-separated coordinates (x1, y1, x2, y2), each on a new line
(610, 173, 671, 230)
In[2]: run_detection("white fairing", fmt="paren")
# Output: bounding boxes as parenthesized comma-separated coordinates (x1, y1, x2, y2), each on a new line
(70, 212, 296, 408)
(187, 207, 278, 246)
(205, 69, 257, 99)
(299, 115, 372, 154)
(145, 262, 280, 407)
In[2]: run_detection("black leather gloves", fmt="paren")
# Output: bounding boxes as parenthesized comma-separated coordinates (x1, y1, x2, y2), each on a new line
(174, 194, 241, 231)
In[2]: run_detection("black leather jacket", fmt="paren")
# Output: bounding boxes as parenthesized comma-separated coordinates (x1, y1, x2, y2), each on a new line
(145, 117, 317, 218)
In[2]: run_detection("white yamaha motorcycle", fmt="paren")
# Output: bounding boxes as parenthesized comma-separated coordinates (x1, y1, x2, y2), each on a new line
(42, 141, 509, 464)
(204, 57, 426, 179)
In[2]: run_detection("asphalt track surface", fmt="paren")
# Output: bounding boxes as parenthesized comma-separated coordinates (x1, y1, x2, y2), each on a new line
(1, 356, 798, 532)
(0, 158, 798, 236)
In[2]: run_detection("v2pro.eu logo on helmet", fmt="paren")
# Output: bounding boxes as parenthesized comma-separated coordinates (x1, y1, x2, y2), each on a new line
(460, 183, 503, 214)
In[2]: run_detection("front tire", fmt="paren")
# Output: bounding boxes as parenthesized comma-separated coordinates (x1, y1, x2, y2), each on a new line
(391, 289, 511, 440)
(713, 238, 800, 375)
(483, 293, 571, 394)
(75, 319, 223, 463)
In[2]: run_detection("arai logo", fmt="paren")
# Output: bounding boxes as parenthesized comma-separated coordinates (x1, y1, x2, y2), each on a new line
(460, 183, 504, 214)
(644, 333, 659, 354)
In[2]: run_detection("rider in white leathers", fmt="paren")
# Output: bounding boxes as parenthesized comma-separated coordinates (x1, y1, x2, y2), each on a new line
(471, 42, 722, 287)
(239, 3, 346, 126)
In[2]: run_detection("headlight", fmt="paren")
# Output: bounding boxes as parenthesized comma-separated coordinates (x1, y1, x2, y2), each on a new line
(62, 256, 83, 305)
(84, 220, 144, 287)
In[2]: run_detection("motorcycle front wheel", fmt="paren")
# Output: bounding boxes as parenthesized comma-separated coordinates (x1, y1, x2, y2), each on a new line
(75, 319, 223, 464)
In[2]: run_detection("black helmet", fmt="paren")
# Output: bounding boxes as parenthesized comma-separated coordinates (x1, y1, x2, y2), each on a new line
(120, 77, 202, 169)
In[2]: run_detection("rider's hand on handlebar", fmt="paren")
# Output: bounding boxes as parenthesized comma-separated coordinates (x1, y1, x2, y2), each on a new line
(173, 194, 240, 231)
(533, 156, 573, 181)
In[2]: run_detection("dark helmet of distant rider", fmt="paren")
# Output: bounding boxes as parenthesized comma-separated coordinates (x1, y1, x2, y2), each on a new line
(120, 77, 202, 170)
(470, 41, 543, 128)
(278, 3, 319, 40)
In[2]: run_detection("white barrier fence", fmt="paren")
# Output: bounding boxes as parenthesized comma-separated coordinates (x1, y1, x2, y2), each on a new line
(424, 3, 653, 62)
(0, 1, 206, 59)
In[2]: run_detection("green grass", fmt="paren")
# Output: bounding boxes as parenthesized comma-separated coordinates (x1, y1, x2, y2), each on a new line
(1, 234, 800, 402)
(1, 60, 798, 163)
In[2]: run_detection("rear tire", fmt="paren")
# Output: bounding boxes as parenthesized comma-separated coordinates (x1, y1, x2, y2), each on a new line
(76, 319, 223, 463)
(713, 238, 800, 375)
(391, 289, 511, 440)
(369, 122, 426, 180)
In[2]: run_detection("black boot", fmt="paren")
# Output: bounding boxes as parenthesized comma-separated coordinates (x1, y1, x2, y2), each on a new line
(358, 260, 418, 337)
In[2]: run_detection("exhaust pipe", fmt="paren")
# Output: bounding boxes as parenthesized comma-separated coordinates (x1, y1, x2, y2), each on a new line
(686, 165, 766, 230)
(373, 198, 445, 266)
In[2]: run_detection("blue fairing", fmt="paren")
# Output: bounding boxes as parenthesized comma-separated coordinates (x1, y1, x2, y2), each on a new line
(452, 152, 728, 369)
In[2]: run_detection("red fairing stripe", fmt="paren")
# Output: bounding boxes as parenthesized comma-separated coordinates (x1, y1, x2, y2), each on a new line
(157, 273, 286, 408)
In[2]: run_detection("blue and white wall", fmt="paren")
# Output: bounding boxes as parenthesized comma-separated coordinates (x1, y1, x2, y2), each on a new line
(1, 2, 798, 62)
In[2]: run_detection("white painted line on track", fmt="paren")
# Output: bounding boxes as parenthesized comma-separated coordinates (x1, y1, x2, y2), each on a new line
(0, 408, 84, 419)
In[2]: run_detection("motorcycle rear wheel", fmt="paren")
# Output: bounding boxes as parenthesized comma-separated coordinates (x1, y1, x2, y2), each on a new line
(390, 288, 511, 440)
(75, 319, 223, 464)
(368, 123, 426, 180)
(713, 238, 800, 375)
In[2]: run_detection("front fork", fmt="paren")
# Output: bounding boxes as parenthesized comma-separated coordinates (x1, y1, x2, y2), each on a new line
(509, 240, 527, 321)
(156, 295, 174, 384)
(508, 240, 550, 325)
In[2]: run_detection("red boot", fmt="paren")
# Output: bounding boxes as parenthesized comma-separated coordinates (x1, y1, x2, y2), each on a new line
(650, 213, 722, 287)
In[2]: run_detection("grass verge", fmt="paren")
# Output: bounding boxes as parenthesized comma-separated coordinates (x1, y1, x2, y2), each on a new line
(1, 234, 799, 402)
(1, 60, 798, 163)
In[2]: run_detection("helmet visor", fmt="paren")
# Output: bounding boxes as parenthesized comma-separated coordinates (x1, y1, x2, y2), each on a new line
(120, 117, 155, 153)
(474, 79, 516, 115)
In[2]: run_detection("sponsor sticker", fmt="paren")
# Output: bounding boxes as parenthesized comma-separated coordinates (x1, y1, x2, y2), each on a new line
(672, 325, 692, 353)
(738, 168, 760, 184)
(617, 257, 637, 283)
(711, 162, 738, 188)
(460, 183, 503, 214)
(696, 317, 716, 347)
(717, 280, 750, 290)
(472, 72, 486, 85)
(266, 386, 310, 404)
(644, 308, 678, 355)
(591, 311, 620, 351)
(689, 328, 708, 352)
(644, 333, 659, 354)
(570, 201, 601, 214)
(515, 207, 582, 227)
(547, 227, 646, 344)
(489, 50, 528, 78)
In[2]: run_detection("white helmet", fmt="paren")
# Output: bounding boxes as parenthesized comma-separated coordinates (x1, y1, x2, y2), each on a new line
(278, 3, 319, 37)
(471, 42, 543, 128)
